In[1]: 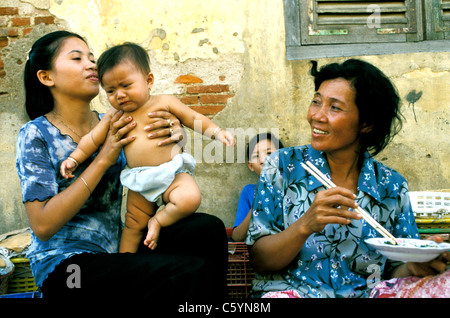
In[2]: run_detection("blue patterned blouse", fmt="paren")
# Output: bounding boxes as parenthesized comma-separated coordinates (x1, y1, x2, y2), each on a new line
(246, 145, 419, 298)
(16, 115, 126, 288)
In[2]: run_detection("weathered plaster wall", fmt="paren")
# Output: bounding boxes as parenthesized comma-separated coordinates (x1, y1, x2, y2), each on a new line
(0, 0, 448, 234)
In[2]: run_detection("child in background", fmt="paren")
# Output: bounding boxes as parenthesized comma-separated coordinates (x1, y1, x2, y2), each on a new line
(61, 42, 235, 252)
(231, 133, 284, 242)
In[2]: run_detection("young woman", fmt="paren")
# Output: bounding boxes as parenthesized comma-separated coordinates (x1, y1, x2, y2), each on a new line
(17, 31, 228, 300)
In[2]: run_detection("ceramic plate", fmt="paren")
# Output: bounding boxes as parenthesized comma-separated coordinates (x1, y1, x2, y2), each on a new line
(365, 238, 450, 262)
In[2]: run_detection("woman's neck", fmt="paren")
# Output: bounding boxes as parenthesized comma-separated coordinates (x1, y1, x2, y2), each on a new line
(50, 87, 96, 120)
(326, 151, 361, 193)
(49, 99, 97, 140)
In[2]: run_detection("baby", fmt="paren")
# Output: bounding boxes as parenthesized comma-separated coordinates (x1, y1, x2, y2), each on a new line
(61, 42, 235, 253)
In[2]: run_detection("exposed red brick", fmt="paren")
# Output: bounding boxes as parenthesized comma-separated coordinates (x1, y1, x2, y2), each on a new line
(199, 94, 234, 104)
(11, 17, 30, 26)
(219, 75, 226, 81)
(190, 105, 225, 115)
(174, 74, 203, 84)
(179, 95, 198, 105)
(187, 84, 229, 94)
(7, 28, 18, 37)
(23, 28, 33, 36)
(35, 16, 54, 25)
(0, 37, 8, 48)
(0, 7, 19, 15)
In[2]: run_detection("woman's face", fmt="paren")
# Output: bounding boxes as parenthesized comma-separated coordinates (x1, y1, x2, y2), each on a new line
(307, 78, 362, 158)
(47, 37, 99, 101)
(248, 139, 278, 176)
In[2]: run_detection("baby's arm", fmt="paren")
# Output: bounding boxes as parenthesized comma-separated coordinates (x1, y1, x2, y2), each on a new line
(166, 95, 235, 147)
(210, 126, 235, 147)
(60, 109, 116, 179)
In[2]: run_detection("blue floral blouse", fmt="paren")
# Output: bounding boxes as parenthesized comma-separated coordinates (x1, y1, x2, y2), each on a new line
(246, 145, 419, 298)
(16, 115, 126, 288)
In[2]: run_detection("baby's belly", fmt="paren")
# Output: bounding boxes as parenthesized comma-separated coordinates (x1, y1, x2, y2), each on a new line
(124, 138, 182, 168)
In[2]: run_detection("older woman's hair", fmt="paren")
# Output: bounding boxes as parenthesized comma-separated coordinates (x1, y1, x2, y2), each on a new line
(310, 59, 403, 157)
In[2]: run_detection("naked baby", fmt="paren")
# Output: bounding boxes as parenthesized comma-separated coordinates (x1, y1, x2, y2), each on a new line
(60, 42, 235, 253)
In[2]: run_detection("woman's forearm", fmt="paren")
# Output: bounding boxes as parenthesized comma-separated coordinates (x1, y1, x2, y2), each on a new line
(25, 155, 111, 241)
(249, 220, 310, 274)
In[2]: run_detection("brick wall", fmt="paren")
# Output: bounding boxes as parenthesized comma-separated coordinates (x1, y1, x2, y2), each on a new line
(0, 5, 233, 117)
(174, 74, 234, 118)
(0, 5, 56, 79)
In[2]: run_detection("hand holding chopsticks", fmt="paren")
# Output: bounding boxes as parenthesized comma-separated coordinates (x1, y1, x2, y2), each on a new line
(301, 161, 398, 245)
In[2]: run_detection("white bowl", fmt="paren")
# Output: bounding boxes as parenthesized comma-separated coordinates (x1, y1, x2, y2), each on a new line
(365, 237, 450, 263)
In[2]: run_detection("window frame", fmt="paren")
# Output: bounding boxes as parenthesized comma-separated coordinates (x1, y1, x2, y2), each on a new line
(284, 0, 450, 60)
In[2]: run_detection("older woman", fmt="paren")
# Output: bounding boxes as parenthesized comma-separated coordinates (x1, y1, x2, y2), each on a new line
(246, 59, 449, 298)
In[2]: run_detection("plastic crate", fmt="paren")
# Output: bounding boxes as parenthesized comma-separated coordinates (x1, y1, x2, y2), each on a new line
(6, 258, 38, 294)
(410, 191, 450, 217)
(227, 242, 255, 298)
(410, 191, 450, 236)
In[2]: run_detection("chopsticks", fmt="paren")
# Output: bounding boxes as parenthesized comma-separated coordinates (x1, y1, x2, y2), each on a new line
(301, 161, 398, 245)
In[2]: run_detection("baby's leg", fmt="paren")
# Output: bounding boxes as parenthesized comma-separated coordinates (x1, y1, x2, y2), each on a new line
(144, 173, 201, 248)
(120, 189, 157, 253)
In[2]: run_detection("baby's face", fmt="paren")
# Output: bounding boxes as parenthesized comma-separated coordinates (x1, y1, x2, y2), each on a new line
(102, 60, 153, 113)
(247, 139, 278, 176)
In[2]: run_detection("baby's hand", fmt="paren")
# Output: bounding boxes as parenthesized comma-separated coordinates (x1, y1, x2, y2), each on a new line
(218, 130, 236, 147)
(105, 107, 120, 120)
(60, 157, 78, 179)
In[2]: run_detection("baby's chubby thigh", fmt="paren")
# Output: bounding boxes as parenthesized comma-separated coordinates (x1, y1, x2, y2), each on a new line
(162, 173, 201, 214)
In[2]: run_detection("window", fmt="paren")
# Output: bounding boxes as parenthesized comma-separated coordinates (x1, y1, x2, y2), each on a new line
(284, 0, 450, 60)
(425, 0, 450, 39)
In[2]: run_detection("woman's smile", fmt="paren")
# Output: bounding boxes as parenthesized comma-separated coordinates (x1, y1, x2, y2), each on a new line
(312, 128, 329, 136)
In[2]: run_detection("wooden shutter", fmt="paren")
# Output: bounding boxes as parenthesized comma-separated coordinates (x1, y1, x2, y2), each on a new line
(299, 0, 422, 45)
(425, 0, 450, 39)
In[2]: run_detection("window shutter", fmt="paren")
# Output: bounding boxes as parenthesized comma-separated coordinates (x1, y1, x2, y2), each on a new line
(426, 0, 450, 39)
(299, 0, 422, 45)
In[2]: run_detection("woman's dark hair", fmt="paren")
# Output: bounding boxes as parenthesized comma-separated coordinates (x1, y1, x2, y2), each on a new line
(24, 31, 86, 120)
(310, 59, 403, 157)
(247, 132, 285, 162)
(97, 42, 151, 86)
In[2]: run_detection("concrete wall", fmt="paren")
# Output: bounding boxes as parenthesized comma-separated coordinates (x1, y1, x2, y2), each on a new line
(1, 0, 449, 234)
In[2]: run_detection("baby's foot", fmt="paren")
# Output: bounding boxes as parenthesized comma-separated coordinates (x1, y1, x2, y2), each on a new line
(144, 217, 161, 250)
